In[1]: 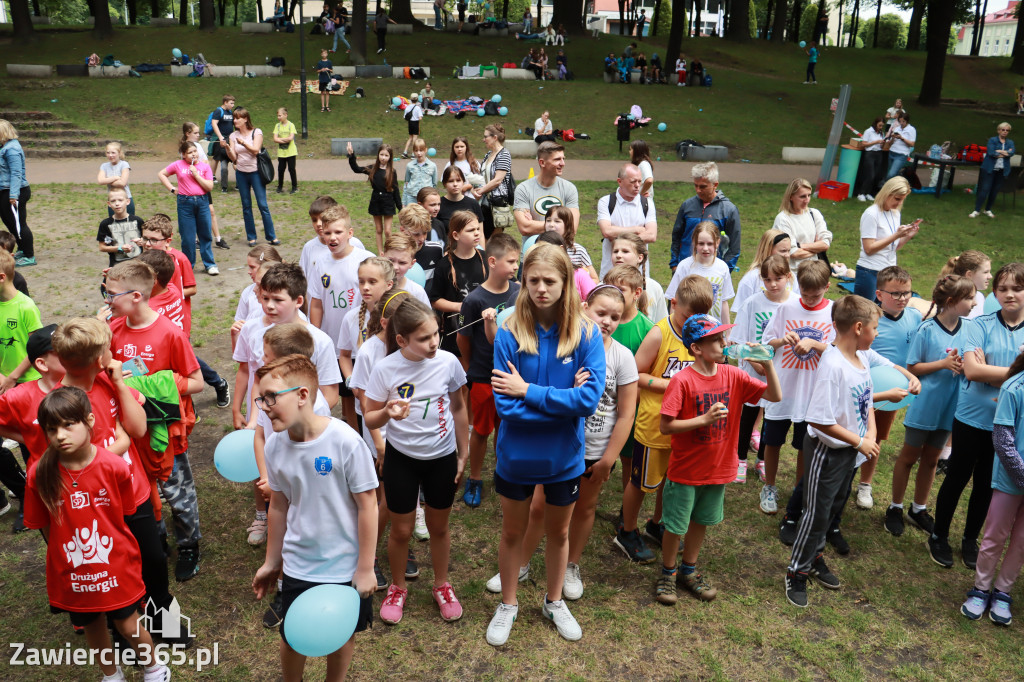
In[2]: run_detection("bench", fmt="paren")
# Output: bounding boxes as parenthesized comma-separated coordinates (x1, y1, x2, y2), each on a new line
(478, 27, 508, 37)
(241, 21, 273, 33)
(782, 147, 826, 163)
(355, 64, 392, 79)
(386, 23, 413, 34)
(88, 65, 131, 78)
(209, 65, 245, 77)
(500, 68, 534, 80)
(331, 138, 384, 156)
(150, 17, 178, 27)
(391, 66, 431, 78)
(245, 64, 284, 77)
(445, 22, 476, 32)
(29, 15, 51, 24)
(333, 66, 357, 78)
(685, 145, 728, 162)
(504, 139, 538, 158)
(56, 64, 89, 77)
(7, 64, 53, 78)
(170, 64, 203, 77)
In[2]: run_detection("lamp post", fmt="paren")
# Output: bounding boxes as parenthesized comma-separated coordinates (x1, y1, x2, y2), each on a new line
(299, 0, 308, 139)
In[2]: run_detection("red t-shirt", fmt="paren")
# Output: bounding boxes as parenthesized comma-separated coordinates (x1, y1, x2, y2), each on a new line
(149, 282, 189, 337)
(23, 447, 145, 612)
(0, 380, 50, 468)
(58, 373, 150, 507)
(661, 364, 766, 486)
(167, 247, 195, 325)
(109, 313, 200, 377)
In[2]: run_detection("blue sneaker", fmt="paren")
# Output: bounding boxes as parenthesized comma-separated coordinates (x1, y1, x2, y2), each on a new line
(990, 591, 1012, 626)
(462, 479, 482, 508)
(960, 588, 989, 621)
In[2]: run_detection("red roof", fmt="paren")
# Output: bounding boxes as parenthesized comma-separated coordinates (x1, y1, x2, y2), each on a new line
(984, 0, 1018, 24)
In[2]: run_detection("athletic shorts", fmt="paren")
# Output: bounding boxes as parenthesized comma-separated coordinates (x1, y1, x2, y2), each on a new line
(408, 120, 420, 136)
(319, 81, 330, 92)
(382, 441, 457, 514)
(630, 441, 671, 493)
(904, 425, 951, 450)
(470, 381, 499, 436)
(662, 481, 725, 536)
(493, 472, 581, 507)
(52, 602, 139, 627)
(873, 409, 897, 442)
(582, 458, 617, 480)
(211, 141, 230, 162)
(761, 418, 808, 450)
(279, 574, 371, 646)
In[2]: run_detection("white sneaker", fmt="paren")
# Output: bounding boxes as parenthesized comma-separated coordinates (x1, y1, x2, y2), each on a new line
(542, 596, 582, 641)
(206, 265, 220, 276)
(413, 506, 429, 541)
(485, 602, 518, 646)
(857, 194, 867, 202)
(2, 438, 19, 451)
(734, 460, 747, 484)
(563, 562, 584, 601)
(856, 483, 874, 509)
(984, 210, 995, 218)
(968, 211, 980, 218)
(865, 194, 874, 201)
(759, 484, 778, 514)
(485, 564, 530, 593)
(246, 515, 268, 546)
(102, 666, 126, 681)
(143, 664, 171, 682)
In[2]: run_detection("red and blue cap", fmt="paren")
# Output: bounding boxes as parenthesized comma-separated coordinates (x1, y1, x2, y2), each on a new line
(682, 314, 735, 348)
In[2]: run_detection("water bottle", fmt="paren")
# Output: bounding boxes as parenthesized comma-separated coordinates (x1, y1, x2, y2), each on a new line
(717, 230, 729, 261)
(724, 343, 775, 362)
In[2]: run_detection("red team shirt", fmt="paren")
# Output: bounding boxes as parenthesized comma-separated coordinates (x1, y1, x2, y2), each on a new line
(661, 364, 766, 486)
(166, 247, 196, 323)
(23, 447, 146, 612)
(0, 380, 51, 468)
(109, 314, 200, 377)
(149, 282, 189, 337)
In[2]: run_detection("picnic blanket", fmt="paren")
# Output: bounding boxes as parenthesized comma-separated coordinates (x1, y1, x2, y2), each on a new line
(289, 79, 349, 95)
(444, 98, 484, 114)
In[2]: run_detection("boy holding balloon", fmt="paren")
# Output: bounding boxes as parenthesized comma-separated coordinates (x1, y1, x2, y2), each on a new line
(253, 354, 378, 682)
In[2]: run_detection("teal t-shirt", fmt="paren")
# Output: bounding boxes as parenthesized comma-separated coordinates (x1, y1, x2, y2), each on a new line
(903, 317, 967, 432)
(808, 47, 818, 64)
(993, 371, 1024, 495)
(0, 292, 41, 383)
(956, 312, 1024, 431)
(873, 307, 922, 367)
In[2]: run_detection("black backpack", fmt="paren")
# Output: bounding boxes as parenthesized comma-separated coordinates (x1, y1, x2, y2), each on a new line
(606, 192, 649, 217)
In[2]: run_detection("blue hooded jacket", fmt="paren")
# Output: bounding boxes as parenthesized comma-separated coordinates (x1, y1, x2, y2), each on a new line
(0, 140, 28, 195)
(493, 320, 606, 485)
(669, 189, 742, 271)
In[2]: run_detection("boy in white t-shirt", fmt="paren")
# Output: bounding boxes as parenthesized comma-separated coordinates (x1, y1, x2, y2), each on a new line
(308, 204, 374, 345)
(299, 196, 367, 312)
(252, 355, 378, 679)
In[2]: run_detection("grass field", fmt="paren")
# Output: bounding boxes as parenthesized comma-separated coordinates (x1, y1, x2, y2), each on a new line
(0, 174, 1021, 680)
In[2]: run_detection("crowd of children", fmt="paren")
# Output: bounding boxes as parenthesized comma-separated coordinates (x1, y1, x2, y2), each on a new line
(4, 152, 1024, 680)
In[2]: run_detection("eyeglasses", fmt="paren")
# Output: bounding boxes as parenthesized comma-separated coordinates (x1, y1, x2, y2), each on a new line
(880, 290, 913, 300)
(103, 289, 137, 304)
(142, 237, 171, 245)
(254, 386, 302, 408)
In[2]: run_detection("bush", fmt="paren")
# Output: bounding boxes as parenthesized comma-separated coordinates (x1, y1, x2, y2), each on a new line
(857, 13, 908, 49)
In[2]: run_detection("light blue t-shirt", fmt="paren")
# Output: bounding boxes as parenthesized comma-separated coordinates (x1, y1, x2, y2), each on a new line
(904, 317, 967, 432)
(955, 312, 1024, 431)
(873, 307, 922, 368)
(992, 371, 1024, 496)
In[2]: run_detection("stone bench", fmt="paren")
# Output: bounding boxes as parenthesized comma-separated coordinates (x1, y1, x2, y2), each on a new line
(504, 139, 538, 158)
(245, 64, 283, 77)
(445, 22, 476, 32)
(150, 17, 178, 26)
(355, 64, 392, 79)
(334, 66, 357, 78)
(56, 64, 89, 77)
(331, 138, 383, 156)
(89, 65, 130, 77)
(241, 21, 273, 33)
(782, 146, 826, 163)
(7, 64, 53, 78)
(30, 15, 51, 24)
(386, 23, 413, 34)
(209, 65, 244, 77)
(170, 64, 204, 77)
(686, 145, 728, 162)
(391, 66, 431, 78)
(501, 68, 534, 80)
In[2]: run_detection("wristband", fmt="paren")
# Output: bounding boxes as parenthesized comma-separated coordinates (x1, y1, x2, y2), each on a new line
(856, 437, 863, 450)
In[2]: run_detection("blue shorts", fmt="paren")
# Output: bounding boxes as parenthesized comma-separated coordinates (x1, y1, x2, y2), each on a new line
(494, 471, 581, 507)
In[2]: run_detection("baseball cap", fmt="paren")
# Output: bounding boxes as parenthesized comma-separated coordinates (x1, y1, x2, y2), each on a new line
(682, 314, 735, 349)
(27, 323, 58, 362)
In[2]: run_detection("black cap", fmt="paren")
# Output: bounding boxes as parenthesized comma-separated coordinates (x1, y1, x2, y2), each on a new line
(27, 324, 58, 363)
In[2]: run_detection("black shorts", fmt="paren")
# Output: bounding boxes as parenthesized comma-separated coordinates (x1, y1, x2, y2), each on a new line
(582, 459, 617, 480)
(319, 81, 330, 93)
(457, 4, 466, 21)
(382, 442, 457, 514)
(52, 602, 140, 627)
(211, 141, 230, 162)
(279, 574, 372, 646)
(408, 120, 420, 136)
(494, 471, 581, 507)
(338, 382, 354, 399)
(205, 190, 213, 206)
(761, 418, 808, 450)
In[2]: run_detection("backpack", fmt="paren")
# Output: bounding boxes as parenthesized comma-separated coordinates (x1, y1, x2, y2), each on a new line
(87, 53, 100, 66)
(483, 100, 499, 116)
(409, 67, 427, 79)
(268, 57, 286, 67)
(957, 143, 985, 163)
(193, 62, 205, 76)
(703, 73, 712, 87)
(101, 54, 116, 67)
(204, 108, 218, 136)
(606, 192, 649, 217)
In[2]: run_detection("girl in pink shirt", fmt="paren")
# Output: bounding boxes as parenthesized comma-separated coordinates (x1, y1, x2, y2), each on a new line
(158, 141, 218, 272)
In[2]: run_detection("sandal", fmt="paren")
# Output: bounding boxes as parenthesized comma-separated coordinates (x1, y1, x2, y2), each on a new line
(268, 239, 282, 246)
(326, 107, 331, 112)
(247, 240, 258, 247)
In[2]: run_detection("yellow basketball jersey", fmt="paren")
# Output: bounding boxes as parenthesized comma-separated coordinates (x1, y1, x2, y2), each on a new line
(634, 316, 694, 449)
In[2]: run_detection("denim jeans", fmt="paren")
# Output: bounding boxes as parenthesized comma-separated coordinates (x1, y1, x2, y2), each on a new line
(853, 264, 879, 300)
(333, 26, 350, 50)
(974, 169, 1006, 212)
(235, 170, 276, 242)
(433, 5, 442, 27)
(885, 151, 907, 179)
(176, 193, 215, 268)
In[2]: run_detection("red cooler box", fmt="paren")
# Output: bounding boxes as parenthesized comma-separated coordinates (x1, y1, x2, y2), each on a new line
(818, 181, 850, 202)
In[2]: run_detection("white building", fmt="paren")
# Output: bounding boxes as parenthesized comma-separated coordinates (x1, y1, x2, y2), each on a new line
(954, 0, 1019, 57)
(590, 0, 725, 38)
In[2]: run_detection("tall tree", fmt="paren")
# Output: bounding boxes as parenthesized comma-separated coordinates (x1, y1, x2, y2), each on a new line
(975, 0, 988, 55)
(618, 0, 626, 34)
(772, 0, 788, 41)
(918, 0, 955, 105)
(93, 0, 114, 37)
(969, 0, 980, 53)
(763, 0, 774, 39)
(551, 0, 584, 33)
(873, 0, 881, 46)
(390, 0, 416, 24)
(790, 0, 804, 41)
(653, 0, 663, 35)
(126, 0, 137, 24)
(1011, 0, 1024, 74)
(200, 0, 216, 31)
(726, 0, 751, 40)
(151, 0, 160, 19)
(218, 0, 226, 24)
(693, 0, 702, 36)
(180, 0, 187, 24)
(906, 0, 925, 49)
(848, 0, 860, 46)
(351, 0, 368, 64)
(666, 0, 687, 66)
(31, 0, 39, 16)
(9, 0, 35, 42)
(502, 0, 509, 21)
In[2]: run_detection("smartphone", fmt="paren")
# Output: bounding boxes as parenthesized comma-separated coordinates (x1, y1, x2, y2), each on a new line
(122, 357, 149, 377)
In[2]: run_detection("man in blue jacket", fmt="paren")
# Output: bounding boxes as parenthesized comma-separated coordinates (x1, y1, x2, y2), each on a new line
(669, 161, 742, 271)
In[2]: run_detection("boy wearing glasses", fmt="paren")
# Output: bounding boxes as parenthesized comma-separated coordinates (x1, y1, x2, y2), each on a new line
(96, 187, 144, 267)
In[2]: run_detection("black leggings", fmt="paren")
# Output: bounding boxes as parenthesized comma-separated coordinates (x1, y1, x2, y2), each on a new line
(124, 499, 174, 615)
(0, 445, 26, 501)
(737, 404, 764, 462)
(277, 157, 297, 190)
(933, 419, 994, 544)
(376, 28, 387, 51)
(0, 186, 33, 258)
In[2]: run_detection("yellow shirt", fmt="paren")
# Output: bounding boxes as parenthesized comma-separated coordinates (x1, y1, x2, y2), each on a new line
(634, 316, 693, 449)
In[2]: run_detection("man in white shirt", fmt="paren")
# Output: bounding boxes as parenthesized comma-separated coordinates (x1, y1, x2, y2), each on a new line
(596, 163, 657, 279)
(513, 141, 580, 237)
(885, 110, 916, 180)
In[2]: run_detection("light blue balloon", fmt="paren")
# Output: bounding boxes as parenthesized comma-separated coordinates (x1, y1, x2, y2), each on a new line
(283, 584, 360, 657)
(870, 366, 916, 412)
(496, 305, 515, 328)
(427, 147, 437, 157)
(407, 262, 426, 287)
(491, 94, 502, 103)
(984, 292, 1001, 315)
(172, 48, 182, 59)
(521, 234, 538, 259)
(799, 40, 807, 48)
(657, 122, 667, 132)
(477, 107, 486, 117)
(499, 106, 508, 116)
(214, 429, 258, 482)
(391, 96, 402, 106)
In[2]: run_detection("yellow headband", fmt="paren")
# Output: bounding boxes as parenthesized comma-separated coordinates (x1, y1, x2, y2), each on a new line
(382, 291, 408, 316)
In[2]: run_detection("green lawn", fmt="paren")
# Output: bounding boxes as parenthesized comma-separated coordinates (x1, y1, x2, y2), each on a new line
(0, 175, 1021, 680)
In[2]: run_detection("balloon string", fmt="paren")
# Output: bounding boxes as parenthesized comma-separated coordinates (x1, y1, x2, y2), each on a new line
(445, 316, 486, 336)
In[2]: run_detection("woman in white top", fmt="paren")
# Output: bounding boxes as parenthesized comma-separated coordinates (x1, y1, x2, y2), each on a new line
(629, 140, 654, 198)
(224, 107, 278, 246)
(885, 110, 916, 179)
(853, 176, 919, 299)
(772, 178, 832, 271)
(533, 110, 555, 144)
(854, 117, 887, 201)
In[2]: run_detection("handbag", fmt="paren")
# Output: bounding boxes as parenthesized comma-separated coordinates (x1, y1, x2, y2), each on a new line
(491, 205, 514, 231)
(257, 148, 274, 185)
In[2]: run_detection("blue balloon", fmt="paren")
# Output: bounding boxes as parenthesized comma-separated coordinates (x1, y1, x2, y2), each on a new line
(391, 96, 402, 107)
(984, 292, 1001, 315)
(870, 366, 916, 412)
(477, 107, 486, 117)
(491, 94, 502, 103)
(214, 429, 258, 482)
(521, 234, 538, 258)
(427, 147, 437, 157)
(657, 122, 667, 132)
(498, 106, 508, 116)
(799, 40, 807, 48)
(407, 262, 426, 287)
(172, 48, 182, 59)
(283, 584, 361, 657)
(496, 305, 515, 328)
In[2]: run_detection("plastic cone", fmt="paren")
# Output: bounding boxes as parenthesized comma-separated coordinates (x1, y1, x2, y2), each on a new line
(528, 167, 535, 179)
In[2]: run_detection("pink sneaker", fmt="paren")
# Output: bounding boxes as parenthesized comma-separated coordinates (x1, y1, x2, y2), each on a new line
(380, 584, 408, 624)
(756, 460, 766, 483)
(749, 430, 761, 453)
(432, 581, 463, 621)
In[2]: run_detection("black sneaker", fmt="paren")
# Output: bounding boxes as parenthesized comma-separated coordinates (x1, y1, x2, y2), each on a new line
(907, 508, 935, 535)
(262, 591, 284, 628)
(12, 510, 26, 533)
(826, 529, 850, 555)
(214, 379, 230, 408)
(810, 556, 841, 590)
(778, 513, 799, 546)
(374, 557, 388, 591)
(884, 507, 905, 537)
(928, 535, 954, 568)
(613, 527, 655, 564)
(642, 518, 664, 545)
(215, 238, 230, 250)
(962, 538, 979, 569)
(405, 549, 420, 579)
(175, 546, 201, 582)
(936, 459, 949, 476)
(785, 571, 808, 608)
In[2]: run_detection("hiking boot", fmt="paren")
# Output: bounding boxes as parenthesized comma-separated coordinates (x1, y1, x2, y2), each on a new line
(677, 570, 718, 601)
(613, 527, 656, 564)
(563, 562, 583, 601)
(907, 507, 935, 535)
(262, 591, 284, 628)
(373, 558, 388, 591)
(960, 588, 989, 621)
(928, 535, 954, 568)
(405, 549, 420, 579)
(990, 591, 1012, 626)
(962, 538, 980, 569)
(810, 556, 840, 590)
(786, 572, 809, 608)
(214, 379, 230, 408)
(486, 564, 529, 593)
(778, 513, 799, 546)
(655, 572, 678, 605)
(826, 529, 850, 555)
(175, 546, 201, 582)
(432, 582, 463, 621)
(884, 507, 905, 537)
(542, 596, 582, 641)
(380, 584, 408, 624)
(642, 518, 664, 545)
(760, 484, 778, 514)
(485, 602, 518, 646)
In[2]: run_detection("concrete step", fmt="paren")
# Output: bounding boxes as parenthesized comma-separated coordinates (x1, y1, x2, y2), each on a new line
(0, 110, 60, 121)
(10, 119, 79, 130)
(21, 139, 110, 149)
(18, 129, 101, 139)
(24, 148, 104, 159)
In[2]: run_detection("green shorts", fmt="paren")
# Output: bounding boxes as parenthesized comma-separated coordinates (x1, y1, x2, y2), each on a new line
(662, 481, 725, 536)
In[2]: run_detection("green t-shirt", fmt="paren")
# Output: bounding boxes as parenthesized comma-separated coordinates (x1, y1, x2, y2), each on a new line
(0, 292, 41, 383)
(611, 310, 654, 355)
(274, 121, 298, 159)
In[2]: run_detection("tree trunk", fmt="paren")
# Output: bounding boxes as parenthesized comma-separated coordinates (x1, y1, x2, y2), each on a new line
(151, 0, 160, 19)
(836, 0, 844, 45)
(200, 0, 216, 31)
(618, 0, 625, 34)
(906, 0, 924, 50)
(790, 0, 803, 42)
(127, 0, 137, 24)
(86, 0, 96, 16)
(9, 0, 35, 42)
(218, 0, 226, 25)
(256, 0, 263, 21)
(873, 0, 881, 47)
(552, 0, 584, 33)
(726, 0, 750, 42)
(771, 0, 788, 42)
(763, 0, 774, 39)
(288, 0, 299, 21)
(92, 0, 114, 37)
(180, 0, 188, 24)
(848, 0, 859, 46)
(30, 0, 39, 16)
(666, 0, 686, 68)
(502, 0, 509, 21)
(390, 0, 417, 24)
(653, 0, 663, 35)
(976, 0, 989, 54)
(694, 0, 702, 37)
(918, 0, 955, 105)
(969, 0, 980, 54)
(1011, 0, 1024, 73)
(351, 0, 368, 65)
(232, 0, 238, 26)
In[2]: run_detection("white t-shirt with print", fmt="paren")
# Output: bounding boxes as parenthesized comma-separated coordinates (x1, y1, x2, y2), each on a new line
(235, 283, 260, 322)
(666, 256, 735, 321)
(805, 346, 894, 450)
(350, 335, 388, 452)
(300, 237, 367, 307)
(584, 339, 638, 460)
(308, 247, 374, 346)
(732, 291, 787, 407)
(761, 297, 835, 421)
